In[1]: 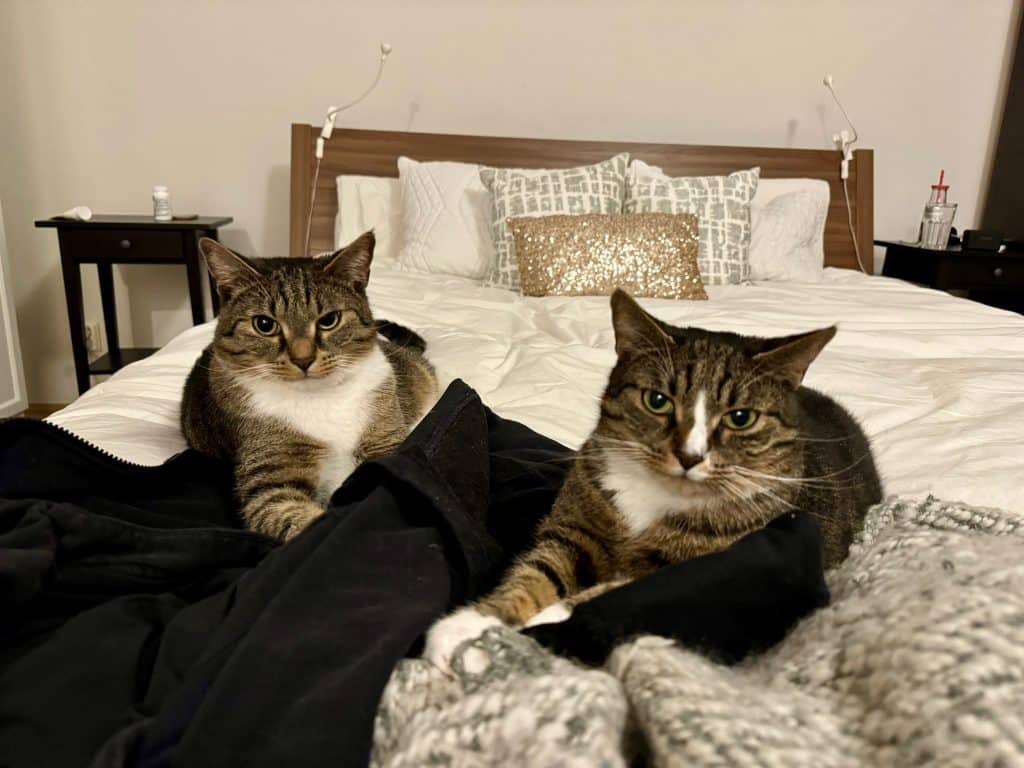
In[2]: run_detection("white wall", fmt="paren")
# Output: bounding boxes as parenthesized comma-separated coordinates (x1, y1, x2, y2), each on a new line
(1, 0, 1020, 404)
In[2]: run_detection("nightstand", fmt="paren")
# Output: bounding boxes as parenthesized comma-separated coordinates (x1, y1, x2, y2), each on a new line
(36, 215, 232, 394)
(877, 239, 1024, 315)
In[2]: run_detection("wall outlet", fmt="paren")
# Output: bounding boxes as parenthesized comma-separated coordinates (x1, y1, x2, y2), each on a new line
(84, 321, 102, 355)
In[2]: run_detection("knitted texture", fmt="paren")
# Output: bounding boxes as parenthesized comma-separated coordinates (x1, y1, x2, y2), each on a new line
(373, 496, 1024, 767)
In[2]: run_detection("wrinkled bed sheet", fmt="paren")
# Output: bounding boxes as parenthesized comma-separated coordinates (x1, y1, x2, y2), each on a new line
(51, 267, 1024, 511)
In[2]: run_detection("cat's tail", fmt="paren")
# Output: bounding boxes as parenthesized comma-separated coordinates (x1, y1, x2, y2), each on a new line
(375, 319, 428, 353)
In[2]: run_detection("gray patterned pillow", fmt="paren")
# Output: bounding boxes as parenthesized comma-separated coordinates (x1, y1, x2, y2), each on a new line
(481, 154, 629, 290)
(625, 165, 760, 284)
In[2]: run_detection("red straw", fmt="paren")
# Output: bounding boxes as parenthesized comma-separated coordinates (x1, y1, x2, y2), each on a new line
(938, 169, 945, 188)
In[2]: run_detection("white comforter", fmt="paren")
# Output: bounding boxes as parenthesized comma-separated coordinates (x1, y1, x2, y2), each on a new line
(50, 267, 1024, 512)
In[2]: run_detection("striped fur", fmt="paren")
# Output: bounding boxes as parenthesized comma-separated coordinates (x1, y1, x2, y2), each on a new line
(181, 232, 438, 540)
(428, 290, 880, 662)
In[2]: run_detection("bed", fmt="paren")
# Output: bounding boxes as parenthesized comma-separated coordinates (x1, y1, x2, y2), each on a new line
(50, 127, 1024, 513)
(33, 128, 1024, 766)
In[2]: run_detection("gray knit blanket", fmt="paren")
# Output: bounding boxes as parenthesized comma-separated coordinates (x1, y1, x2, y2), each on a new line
(372, 496, 1024, 767)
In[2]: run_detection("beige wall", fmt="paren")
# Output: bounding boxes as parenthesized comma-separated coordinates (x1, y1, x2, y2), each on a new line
(1, 0, 1020, 403)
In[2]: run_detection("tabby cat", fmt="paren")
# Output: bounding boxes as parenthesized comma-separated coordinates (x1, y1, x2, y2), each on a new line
(425, 289, 881, 668)
(181, 232, 438, 540)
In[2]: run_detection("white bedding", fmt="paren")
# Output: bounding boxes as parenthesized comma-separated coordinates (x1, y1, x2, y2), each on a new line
(50, 267, 1024, 512)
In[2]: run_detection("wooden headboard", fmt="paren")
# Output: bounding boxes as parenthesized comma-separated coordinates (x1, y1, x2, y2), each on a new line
(289, 124, 873, 270)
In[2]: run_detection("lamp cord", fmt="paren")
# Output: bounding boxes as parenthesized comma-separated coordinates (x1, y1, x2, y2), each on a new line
(842, 175, 870, 274)
(325, 55, 388, 123)
(302, 44, 391, 257)
(304, 155, 323, 257)
(826, 84, 859, 145)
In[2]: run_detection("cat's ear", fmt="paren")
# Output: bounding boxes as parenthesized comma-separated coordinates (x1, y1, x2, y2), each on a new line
(610, 289, 670, 356)
(752, 326, 837, 388)
(199, 238, 260, 301)
(319, 230, 375, 291)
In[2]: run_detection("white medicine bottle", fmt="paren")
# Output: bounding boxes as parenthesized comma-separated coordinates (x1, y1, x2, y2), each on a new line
(153, 186, 172, 221)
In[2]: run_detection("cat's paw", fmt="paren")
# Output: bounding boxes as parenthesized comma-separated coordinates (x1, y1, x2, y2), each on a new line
(423, 607, 503, 675)
(524, 601, 573, 628)
(279, 503, 324, 540)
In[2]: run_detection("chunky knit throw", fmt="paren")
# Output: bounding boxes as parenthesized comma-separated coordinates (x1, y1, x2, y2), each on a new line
(372, 496, 1024, 767)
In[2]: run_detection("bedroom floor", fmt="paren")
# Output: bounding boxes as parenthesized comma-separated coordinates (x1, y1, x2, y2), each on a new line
(16, 403, 64, 420)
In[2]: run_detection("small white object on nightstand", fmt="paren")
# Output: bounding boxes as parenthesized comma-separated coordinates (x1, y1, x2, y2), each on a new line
(152, 186, 172, 221)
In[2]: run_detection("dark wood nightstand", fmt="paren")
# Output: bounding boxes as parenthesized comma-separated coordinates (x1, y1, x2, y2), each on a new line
(877, 239, 1024, 315)
(36, 215, 232, 394)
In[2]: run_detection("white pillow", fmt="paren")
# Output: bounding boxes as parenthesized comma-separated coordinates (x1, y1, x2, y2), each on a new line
(395, 157, 495, 280)
(631, 160, 829, 282)
(748, 189, 829, 282)
(334, 175, 401, 265)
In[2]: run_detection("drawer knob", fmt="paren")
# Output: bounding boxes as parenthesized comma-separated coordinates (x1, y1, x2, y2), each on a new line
(993, 267, 1004, 279)
(120, 239, 132, 249)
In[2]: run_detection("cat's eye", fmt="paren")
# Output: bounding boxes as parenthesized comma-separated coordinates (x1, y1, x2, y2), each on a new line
(642, 389, 674, 415)
(317, 311, 341, 330)
(252, 315, 279, 336)
(723, 409, 759, 430)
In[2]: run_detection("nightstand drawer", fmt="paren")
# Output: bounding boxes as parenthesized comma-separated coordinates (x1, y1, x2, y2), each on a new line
(947, 256, 1024, 288)
(60, 228, 184, 262)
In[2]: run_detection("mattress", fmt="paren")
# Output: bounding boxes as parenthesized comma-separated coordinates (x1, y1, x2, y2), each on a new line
(50, 267, 1024, 512)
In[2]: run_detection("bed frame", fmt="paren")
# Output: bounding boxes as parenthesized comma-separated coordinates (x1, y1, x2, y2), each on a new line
(289, 125, 873, 270)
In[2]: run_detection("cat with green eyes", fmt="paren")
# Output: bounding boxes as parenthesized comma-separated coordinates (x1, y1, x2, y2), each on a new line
(181, 232, 438, 540)
(424, 289, 881, 669)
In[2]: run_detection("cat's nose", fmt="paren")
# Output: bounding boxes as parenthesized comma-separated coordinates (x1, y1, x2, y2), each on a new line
(290, 354, 315, 371)
(288, 340, 316, 371)
(676, 451, 704, 470)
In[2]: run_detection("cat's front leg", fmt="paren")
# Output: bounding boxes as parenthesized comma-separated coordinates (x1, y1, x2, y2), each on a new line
(236, 439, 327, 540)
(523, 578, 631, 628)
(422, 608, 504, 675)
(523, 601, 574, 627)
(423, 551, 576, 673)
(242, 494, 323, 540)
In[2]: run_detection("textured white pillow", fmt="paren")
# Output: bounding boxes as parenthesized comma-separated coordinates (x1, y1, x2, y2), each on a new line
(334, 174, 401, 265)
(395, 157, 495, 280)
(748, 181, 830, 282)
(626, 160, 759, 285)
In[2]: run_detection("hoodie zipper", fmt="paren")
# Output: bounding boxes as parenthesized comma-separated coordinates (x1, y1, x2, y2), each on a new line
(14, 417, 153, 468)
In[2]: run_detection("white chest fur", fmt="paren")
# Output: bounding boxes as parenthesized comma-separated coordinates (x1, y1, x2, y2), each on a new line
(600, 453, 708, 536)
(242, 346, 392, 503)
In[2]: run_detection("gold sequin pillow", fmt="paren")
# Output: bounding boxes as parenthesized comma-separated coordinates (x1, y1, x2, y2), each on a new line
(509, 213, 706, 300)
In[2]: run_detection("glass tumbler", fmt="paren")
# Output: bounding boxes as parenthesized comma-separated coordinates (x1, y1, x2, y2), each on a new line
(919, 187, 956, 249)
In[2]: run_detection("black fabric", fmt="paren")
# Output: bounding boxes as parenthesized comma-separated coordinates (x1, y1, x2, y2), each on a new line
(0, 380, 826, 768)
(523, 510, 829, 665)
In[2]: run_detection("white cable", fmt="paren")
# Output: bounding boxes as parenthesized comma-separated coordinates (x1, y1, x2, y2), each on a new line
(824, 75, 868, 274)
(823, 75, 858, 144)
(304, 42, 392, 256)
(842, 175, 870, 274)
(303, 156, 323, 258)
(324, 45, 391, 126)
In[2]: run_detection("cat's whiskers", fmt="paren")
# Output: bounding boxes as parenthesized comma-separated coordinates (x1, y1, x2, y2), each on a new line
(730, 469, 855, 499)
(589, 436, 659, 464)
(789, 433, 857, 444)
(732, 455, 872, 487)
(730, 473, 797, 509)
(235, 361, 291, 383)
(715, 476, 776, 527)
(722, 471, 840, 528)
